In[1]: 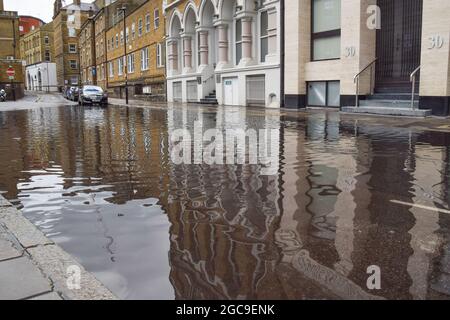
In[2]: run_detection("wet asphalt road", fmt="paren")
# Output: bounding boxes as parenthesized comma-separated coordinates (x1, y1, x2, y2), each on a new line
(0, 95, 450, 300)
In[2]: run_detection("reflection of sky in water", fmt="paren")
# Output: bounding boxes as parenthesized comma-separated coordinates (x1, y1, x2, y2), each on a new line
(16, 166, 173, 300)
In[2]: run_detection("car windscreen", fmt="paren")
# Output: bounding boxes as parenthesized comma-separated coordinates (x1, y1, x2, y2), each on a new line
(84, 88, 103, 94)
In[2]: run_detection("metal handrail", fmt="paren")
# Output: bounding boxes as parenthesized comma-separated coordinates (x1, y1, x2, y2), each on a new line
(410, 66, 420, 110)
(203, 73, 214, 84)
(354, 58, 378, 108)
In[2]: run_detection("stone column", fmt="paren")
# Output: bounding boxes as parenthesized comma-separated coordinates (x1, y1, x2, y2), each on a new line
(167, 39, 179, 72)
(182, 34, 193, 71)
(217, 23, 229, 66)
(419, 0, 450, 115)
(199, 30, 209, 66)
(241, 17, 253, 65)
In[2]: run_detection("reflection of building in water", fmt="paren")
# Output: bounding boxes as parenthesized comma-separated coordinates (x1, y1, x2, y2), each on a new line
(166, 105, 283, 299)
(275, 112, 382, 299)
(2, 105, 450, 299)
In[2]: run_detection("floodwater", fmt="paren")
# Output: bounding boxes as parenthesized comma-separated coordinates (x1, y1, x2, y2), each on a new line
(0, 104, 450, 300)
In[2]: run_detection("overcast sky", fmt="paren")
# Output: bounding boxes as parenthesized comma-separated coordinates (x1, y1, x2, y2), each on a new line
(4, 0, 95, 23)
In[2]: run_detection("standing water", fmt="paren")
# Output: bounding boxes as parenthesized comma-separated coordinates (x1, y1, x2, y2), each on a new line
(0, 105, 449, 300)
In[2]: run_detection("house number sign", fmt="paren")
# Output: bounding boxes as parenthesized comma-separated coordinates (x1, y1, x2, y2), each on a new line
(344, 47, 356, 57)
(428, 35, 444, 50)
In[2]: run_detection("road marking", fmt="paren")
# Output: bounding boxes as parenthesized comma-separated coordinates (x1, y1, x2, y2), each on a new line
(390, 200, 450, 215)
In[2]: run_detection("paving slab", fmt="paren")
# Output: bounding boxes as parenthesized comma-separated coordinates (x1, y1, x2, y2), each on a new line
(28, 244, 117, 300)
(0, 206, 53, 248)
(29, 292, 63, 300)
(0, 233, 23, 261)
(0, 257, 52, 300)
(0, 197, 12, 207)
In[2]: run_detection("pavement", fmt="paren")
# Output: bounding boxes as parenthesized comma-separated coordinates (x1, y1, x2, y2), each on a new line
(0, 91, 77, 111)
(0, 195, 117, 300)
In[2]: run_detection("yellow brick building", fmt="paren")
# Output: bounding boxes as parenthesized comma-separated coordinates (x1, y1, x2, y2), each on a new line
(0, 6, 19, 60)
(0, 0, 23, 100)
(53, 0, 97, 88)
(105, 0, 166, 101)
(79, 18, 96, 86)
(20, 22, 55, 66)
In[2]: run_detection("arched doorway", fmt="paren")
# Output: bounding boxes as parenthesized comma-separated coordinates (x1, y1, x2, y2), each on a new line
(183, 7, 197, 73)
(199, 0, 216, 67)
(169, 13, 182, 73)
(37, 71, 42, 91)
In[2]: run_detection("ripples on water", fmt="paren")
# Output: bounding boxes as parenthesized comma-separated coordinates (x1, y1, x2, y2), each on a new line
(0, 105, 450, 300)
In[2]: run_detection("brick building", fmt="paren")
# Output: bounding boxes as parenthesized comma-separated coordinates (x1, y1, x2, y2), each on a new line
(18, 16, 45, 36)
(105, 0, 166, 100)
(52, 0, 98, 88)
(0, 0, 23, 100)
(20, 22, 55, 66)
(79, 17, 96, 86)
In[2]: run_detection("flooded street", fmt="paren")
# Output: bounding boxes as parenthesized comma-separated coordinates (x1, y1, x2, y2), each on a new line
(0, 104, 450, 300)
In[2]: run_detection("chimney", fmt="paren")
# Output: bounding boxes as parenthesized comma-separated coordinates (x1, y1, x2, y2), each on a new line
(74, 0, 81, 6)
(0, 0, 4, 12)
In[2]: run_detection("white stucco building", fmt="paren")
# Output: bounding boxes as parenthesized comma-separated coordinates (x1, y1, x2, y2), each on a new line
(26, 62, 58, 92)
(164, 0, 281, 108)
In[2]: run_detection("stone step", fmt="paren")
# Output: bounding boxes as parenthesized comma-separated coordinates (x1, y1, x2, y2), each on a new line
(367, 93, 419, 101)
(199, 98, 218, 105)
(342, 106, 431, 117)
(360, 99, 419, 108)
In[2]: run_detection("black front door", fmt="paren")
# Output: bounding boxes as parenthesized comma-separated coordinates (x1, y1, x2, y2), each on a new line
(375, 0, 423, 93)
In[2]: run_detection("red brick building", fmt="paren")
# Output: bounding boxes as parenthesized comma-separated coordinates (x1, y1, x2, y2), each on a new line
(19, 16, 44, 35)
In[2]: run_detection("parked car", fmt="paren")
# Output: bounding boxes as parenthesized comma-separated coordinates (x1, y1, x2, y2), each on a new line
(67, 87, 79, 102)
(79, 86, 108, 106)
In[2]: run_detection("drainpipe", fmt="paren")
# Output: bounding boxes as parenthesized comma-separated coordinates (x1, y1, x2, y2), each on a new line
(280, 0, 285, 108)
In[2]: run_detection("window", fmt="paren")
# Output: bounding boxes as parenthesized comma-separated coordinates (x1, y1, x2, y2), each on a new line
(45, 50, 50, 61)
(118, 57, 124, 75)
(120, 31, 124, 45)
(312, 0, 341, 61)
(69, 44, 77, 53)
(138, 19, 143, 37)
(70, 60, 77, 69)
(70, 76, 78, 85)
(307, 81, 340, 107)
(141, 47, 149, 70)
(156, 43, 164, 67)
(128, 54, 135, 73)
(235, 19, 243, 65)
(142, 86, 152, 94)
(132, 23, 136, 40)
(44, 36, 50, 45)
(109, 61, 114, 77)
(145, 14, 151, 32)
(116, 34, 119, 48)
(125, 28, 129, 43)
(260, 11, 269, 62)
(68, 28, 76, 37)
(154, 9, 160, 29)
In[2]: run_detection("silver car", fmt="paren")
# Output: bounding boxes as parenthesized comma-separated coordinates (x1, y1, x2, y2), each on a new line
(79, 86, 108, 106)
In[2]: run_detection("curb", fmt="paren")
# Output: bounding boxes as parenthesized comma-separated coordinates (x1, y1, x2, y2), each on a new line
(0, 195, 117, 300)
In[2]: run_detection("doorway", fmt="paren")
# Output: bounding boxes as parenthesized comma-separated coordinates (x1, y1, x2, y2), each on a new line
(223, 77, 238, 106)
(375, 0, 423, 93)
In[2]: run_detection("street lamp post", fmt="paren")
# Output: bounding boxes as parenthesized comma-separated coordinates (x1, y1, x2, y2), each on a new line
(118, 6, 128, 105)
